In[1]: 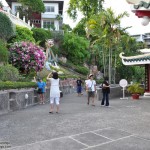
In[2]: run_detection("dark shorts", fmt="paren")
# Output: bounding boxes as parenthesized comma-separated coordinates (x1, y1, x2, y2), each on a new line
(77, 86, 82, 93)
(88, 91, 95, 97)
(37, 88, 43, 94)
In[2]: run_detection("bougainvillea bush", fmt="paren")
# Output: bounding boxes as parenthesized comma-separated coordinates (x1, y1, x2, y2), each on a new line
(9, 41, 46, 73)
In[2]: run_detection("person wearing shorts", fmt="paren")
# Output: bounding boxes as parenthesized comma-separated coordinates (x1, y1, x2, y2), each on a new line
(47, 72, 60, 113)
(37, 78, 46, 104)
(86, 74, 96, 106)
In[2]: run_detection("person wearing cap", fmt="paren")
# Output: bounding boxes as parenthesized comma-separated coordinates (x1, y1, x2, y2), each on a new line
(86, 74, 96, 106)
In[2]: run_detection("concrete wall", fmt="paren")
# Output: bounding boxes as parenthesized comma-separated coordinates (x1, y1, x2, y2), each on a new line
(0, 86, 124, 115)
(0, 85, 76, 115)
(0, 91, 9, 114)
(97, 86, 123, 100)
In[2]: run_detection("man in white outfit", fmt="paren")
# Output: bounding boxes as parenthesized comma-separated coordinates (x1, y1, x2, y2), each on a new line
(86, 74, 96, 106)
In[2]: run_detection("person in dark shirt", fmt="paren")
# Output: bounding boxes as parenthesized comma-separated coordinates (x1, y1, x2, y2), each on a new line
(76, 77, 82, 96)
(101, 77, 110, 107)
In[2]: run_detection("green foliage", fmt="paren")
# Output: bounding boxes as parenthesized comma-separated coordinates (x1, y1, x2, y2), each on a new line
(0, 64, 20, 81)
(17, 0, 45, 21)
(18, 0, 45, 12)
(59, 60, 89, 76)
(73, 18, 86, 37)
(116, 35, 145, 83)
(0, 81, 36, 90)
(95, 78, 104, 84)
(0, 39, 9, 63)
(62, 33, 90, 64)
(86, 9, 129, 82)
(0, 12, 15, 41)
(31, 28, 52, 47)
(8, 26, 35, 44)
(127, 83, 144, 95)
(0, 1, 3, 8)
(74, 66, 89, 75)
(62, 24, 72, 33)
(59, 74, 78, 80)
(67, 0, 104, 20)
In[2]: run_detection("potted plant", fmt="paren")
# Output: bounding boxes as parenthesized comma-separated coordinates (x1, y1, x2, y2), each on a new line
(127, 83, 144, 100)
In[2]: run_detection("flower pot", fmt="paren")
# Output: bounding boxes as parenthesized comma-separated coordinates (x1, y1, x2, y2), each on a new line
(132, 94, 140, 100)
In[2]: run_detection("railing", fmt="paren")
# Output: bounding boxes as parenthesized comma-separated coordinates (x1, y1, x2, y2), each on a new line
(0, 9, 32, 29)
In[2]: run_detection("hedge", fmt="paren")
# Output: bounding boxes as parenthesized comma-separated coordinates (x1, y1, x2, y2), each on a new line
(0, 81, 37, 90)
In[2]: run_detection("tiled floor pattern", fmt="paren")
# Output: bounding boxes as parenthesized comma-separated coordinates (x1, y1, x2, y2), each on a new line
(8, 127, 150, 150)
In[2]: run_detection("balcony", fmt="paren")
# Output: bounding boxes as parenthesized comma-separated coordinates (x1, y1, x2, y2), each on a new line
(41, 13, 57, 19)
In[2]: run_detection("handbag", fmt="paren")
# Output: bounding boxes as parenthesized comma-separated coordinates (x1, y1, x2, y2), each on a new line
(88, 81, 93, 92)
(60, 91, 63, 98)
(88, 87, 92, 92)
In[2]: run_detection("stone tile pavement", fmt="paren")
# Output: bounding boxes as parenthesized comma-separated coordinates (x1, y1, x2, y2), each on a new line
(0, 93, 150, 150)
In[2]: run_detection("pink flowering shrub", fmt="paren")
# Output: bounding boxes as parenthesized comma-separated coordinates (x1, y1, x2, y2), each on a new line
(9, 41, 46, 73)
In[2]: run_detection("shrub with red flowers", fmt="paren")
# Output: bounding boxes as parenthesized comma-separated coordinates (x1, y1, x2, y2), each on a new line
(9, 41, 46, 73)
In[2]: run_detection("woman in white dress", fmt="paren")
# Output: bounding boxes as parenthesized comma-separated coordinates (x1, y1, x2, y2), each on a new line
(47, 72, 60, 113)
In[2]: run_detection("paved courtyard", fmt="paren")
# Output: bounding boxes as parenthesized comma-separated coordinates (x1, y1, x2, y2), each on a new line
(0, 93, 150, 149)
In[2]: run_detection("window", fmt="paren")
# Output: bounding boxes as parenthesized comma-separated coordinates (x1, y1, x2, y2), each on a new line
(43, 20, 54, 29)
(45, 6, 55, 13)
(32, 20, 41, 24)
(14, 5, 20, 14)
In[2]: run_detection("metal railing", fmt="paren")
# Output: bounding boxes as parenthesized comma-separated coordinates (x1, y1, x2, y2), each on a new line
(0, 9, 32, 29)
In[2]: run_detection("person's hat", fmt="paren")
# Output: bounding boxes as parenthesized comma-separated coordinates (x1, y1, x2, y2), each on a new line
(89, 74, 93, 77)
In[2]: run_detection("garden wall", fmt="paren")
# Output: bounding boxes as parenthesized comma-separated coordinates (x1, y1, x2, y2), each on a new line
(0, 85, 123, 115)
(0, 85, 76, 115)
(97, 86, 124, 100)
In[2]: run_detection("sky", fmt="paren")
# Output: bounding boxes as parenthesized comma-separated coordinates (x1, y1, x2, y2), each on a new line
(1, 0, 150, 35)
(63, 0, 150, 35)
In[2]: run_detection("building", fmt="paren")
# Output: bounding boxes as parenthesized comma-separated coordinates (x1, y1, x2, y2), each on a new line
(131, 33, 150, 48)
(120, 0, 150, 97)
(5, 0, 64, 31)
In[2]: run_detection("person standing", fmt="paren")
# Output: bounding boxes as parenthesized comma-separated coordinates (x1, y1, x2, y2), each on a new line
(76, 77, 82, 96)
(86, 74, 96, 106)
(36, 78, 46, 104)
(101, 77, 110, 107)
(47, 72, 60, 113)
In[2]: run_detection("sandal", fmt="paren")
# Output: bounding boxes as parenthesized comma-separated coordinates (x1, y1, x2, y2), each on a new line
(49, 112, 53, 114)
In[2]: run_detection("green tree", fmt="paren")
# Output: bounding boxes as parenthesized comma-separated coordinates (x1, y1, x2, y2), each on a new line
(16, 0, 45, 22)
(0, 39, 9, 64)
(31, 28, 52, 47)
(62, 24, 72, 33)
(116, 34, 145, 83)
(8, 25, 35, 44)
(0, 64, 20, 81)
(0, 12, 15, 41)
(73, 18, 86, 37)
(67, 0, 104, 20)
(86, 8, 129, 83)
(62, 33, 90, 64)
(0, 1, 3, 8)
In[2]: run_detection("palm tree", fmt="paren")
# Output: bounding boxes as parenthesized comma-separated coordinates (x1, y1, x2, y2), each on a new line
(86, 8, 129, 83)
